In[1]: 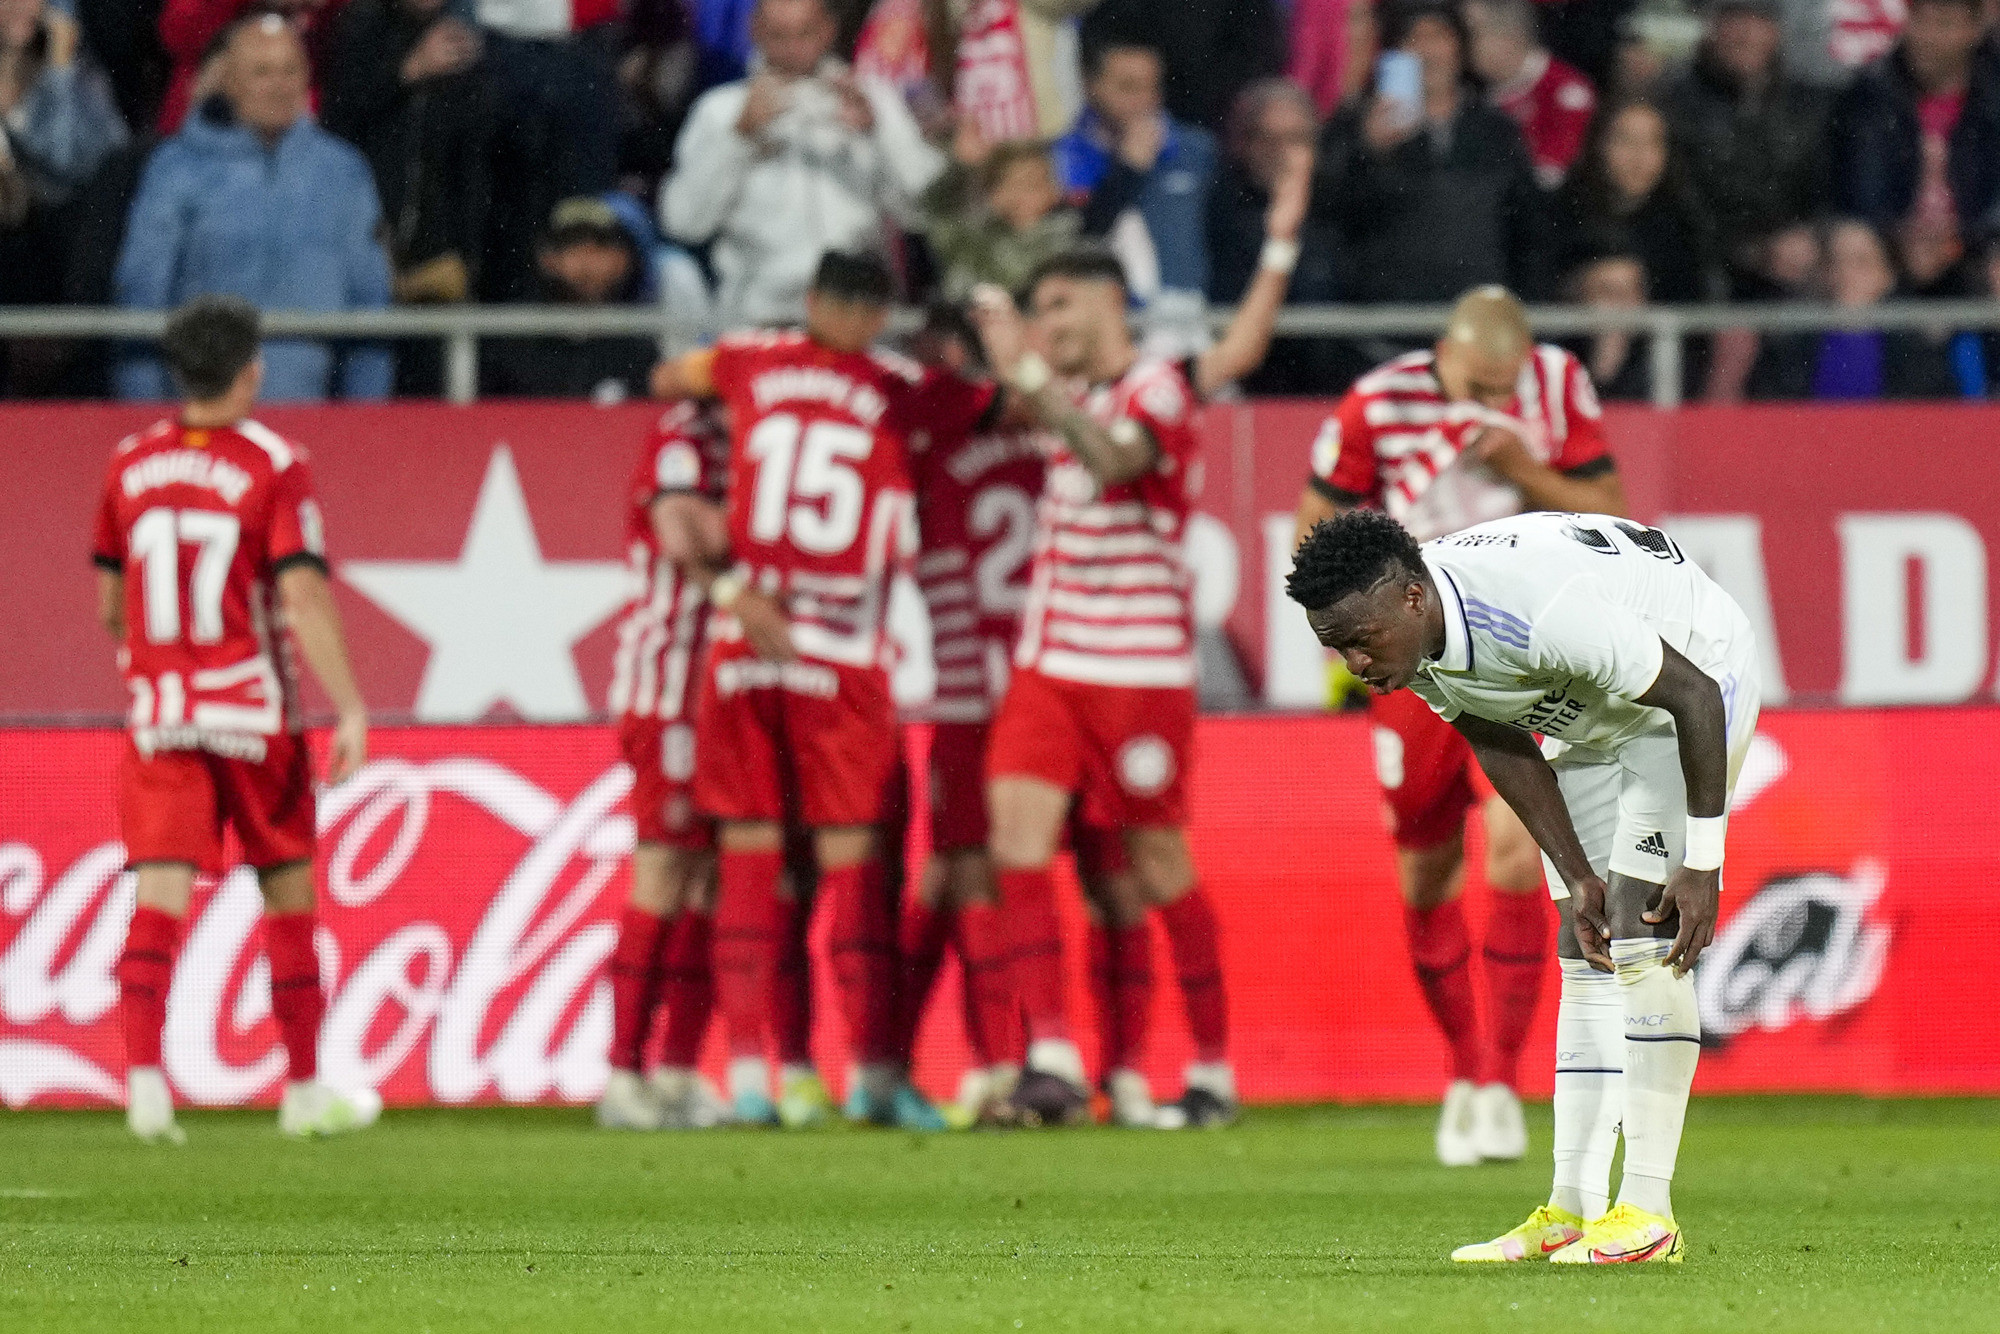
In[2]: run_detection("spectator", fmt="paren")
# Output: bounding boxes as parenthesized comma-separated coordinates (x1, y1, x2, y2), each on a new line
(1662, 0, 1830, 297)
(322, 0, 492, 308)
(0, 0, 129, 395)
(1749, 218, 1963, 398)
(1552, 97, 1720, 303)
(1829, 0, 2000, 296)
(114, 15, 392, 400)
(1206, 78, 1343, 393)
(660, 0, 942, 325)
(1055, 39, 1217, 309)
(1079, 0, 1285, 133)
(155, 0, 338, 134)
(0, 0, 128, 297)
(479, 195, 666, 401)
(476, 0, 621, 298)
(1464, 0, 1596, 188)
(924, 126, 1080, 300)
(1315, 0, 1546, 305)
(1561, 250, 1653, 400)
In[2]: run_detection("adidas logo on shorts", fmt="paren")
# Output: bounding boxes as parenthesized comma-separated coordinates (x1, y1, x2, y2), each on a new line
(1634, 831, 1669, 858)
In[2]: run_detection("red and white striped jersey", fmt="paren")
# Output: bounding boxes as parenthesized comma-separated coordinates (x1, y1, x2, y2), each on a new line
(910, 397, 1044, 722)
(608, 401, 730, 722)
(1016, 357, 1201, 690)
(1308, 344, 1613, 542)
(707, 331, 991, 669)
(91, 418, 324, 760)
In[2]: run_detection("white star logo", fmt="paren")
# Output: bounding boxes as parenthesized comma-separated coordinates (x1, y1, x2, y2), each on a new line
(342, 446, 631, 721)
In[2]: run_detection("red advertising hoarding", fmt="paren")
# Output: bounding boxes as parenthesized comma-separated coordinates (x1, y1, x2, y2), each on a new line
(3, 711, 1989, 1109)
(4, 401, 1999, 722)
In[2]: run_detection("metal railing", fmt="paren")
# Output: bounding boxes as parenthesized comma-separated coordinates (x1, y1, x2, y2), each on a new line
(0, 299, 1995, 409)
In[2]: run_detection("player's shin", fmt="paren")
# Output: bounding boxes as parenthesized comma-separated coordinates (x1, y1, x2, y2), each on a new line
(1551, 956, 1625, 1220)
(658, 909, 714, 1071)
(118, 905, 181, 1071)
(608, 905, 671, 1074)
(263, 911, 325, 1082)
(1611, 936, 1699, 1220)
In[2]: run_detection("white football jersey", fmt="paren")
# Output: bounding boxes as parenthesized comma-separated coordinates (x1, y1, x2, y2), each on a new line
(1408, 512, 1759, 760)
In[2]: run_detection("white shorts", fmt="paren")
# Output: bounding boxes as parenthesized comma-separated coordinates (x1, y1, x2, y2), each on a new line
(1541, 653, 1762, 899)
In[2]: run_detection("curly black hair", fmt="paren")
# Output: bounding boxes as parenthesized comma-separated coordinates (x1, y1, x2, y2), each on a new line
(1286, 509, 1427, 612)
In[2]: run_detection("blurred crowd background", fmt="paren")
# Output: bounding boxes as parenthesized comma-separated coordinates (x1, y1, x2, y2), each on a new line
(1, 0, 1998, 401)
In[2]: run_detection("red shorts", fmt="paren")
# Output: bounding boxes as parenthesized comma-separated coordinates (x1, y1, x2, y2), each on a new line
(693, 641, 897, 829)
(926, 720, 990, 852)
(986, 668, 1194, 829)
(619, 713, 714, 850)
(118, 733, 316, 874)
(1370, 688, 1490, 850)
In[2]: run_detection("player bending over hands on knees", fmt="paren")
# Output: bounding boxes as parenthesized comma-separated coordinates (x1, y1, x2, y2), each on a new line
(1288, 508, 1761, 1265)
(95, 296, 378, 1143)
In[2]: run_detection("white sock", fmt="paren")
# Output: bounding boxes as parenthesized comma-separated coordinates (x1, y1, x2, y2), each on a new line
(1549, 957, 1623, 1220)
(1611, 937, 1700, 1220)
(1027, 1038, 1087, 1089)
(727, 1055, 771, 1102)
(1184, 1061, 1236, 1103)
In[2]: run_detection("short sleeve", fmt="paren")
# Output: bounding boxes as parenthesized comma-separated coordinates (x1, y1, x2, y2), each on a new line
(1309, 390, 1377, 503)
(1552, 357, 1612, 475)
(267, 458, 329, 573)
(92, 469, 124, 570)
(1529, 576, 1665, 701)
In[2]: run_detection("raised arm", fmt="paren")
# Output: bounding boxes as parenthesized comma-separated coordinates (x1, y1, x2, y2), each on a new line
(278, 564, 368, 784)
(1193, 140, 1311, 398)
(966, 285, 1155, 485)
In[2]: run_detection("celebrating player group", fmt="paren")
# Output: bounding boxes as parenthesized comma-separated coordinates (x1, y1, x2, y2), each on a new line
(94, 226, 1756, 1261)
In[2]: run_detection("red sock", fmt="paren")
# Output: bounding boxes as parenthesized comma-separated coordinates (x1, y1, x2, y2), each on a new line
(117, 906, 179, 1069)
(957, 901, 1022, 1067)
(772, 895, 813, 1066)
(608, 905, 670, 1073)
(715, 849, 783, 1058)
(1158, 888, 1228, 1064)
(1107, 921, 1155, 1073)
(997, 866, 1069, 1043)
(1404, 899, 1481, 1083)
(1482, 892, 1550, 1089)
(893, 898, 956, 1065)
(659, 910, 715, 1069)
(262, 912, 324, 1082)
(826, 860, 897, 1065)
(1086, 922, 1118, 1069)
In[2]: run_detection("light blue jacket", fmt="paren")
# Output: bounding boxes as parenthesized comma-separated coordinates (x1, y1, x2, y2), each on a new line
(113, 109, 393, 401)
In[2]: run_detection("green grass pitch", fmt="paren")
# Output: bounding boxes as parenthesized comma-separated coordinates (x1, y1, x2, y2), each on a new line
(3, 1098, 1997, 1332)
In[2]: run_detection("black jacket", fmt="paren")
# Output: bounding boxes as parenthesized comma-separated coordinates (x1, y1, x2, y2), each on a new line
(1205, 159, 1347, 393)
(1829, 47, 2000, 241)
(322, 0, 495, 280)
(1662, 51, 1831, 272)
(1315, 98, 1547, 303)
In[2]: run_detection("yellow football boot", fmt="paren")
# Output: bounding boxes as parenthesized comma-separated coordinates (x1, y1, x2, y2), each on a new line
(1548, 1203, 1685, 1264)
(1450, 1204, 1587, 1262)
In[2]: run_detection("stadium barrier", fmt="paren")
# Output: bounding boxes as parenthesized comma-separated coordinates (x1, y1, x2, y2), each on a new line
(1, 709, 1992, 1109)
(4, 400, 1998, 719)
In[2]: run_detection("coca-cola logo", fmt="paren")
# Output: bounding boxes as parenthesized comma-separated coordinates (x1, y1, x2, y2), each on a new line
(0, 755, 639, 1108)
(1695, 859, 1891, 1044)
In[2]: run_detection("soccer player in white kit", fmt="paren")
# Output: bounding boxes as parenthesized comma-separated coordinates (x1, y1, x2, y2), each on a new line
(1287, 508, 1761, 1265)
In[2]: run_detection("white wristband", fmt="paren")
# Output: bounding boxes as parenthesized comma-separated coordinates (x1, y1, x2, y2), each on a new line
(1683, 814, 1727, 872)
(1011, 352, 1052, 396)
(709, 570, 746, 612)
(1258, 236, 1300, 275)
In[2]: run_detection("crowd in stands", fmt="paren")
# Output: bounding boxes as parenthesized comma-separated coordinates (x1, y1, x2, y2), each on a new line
(2, 0, 1999, 401)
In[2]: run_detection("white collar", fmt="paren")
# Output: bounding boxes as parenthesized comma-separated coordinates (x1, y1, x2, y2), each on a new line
(1425, 555, 1474, 674)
